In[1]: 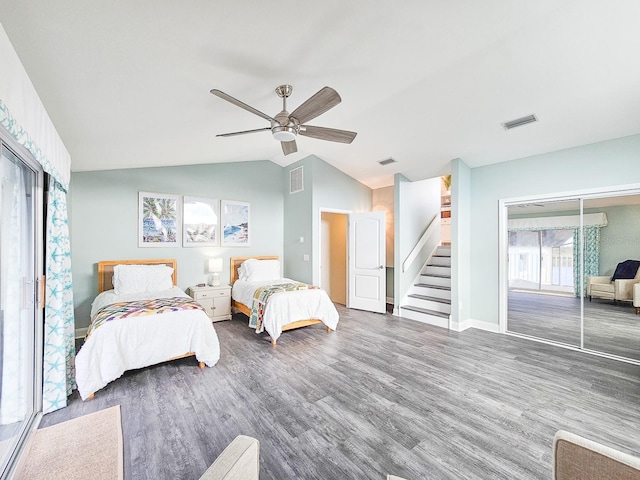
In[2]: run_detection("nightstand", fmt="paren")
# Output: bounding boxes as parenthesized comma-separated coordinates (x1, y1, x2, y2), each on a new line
(187, 285, 232, 322)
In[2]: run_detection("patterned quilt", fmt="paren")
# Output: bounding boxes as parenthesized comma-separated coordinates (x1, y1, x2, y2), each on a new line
(249, 282, 319, 330)
(87, 297, 207, 338)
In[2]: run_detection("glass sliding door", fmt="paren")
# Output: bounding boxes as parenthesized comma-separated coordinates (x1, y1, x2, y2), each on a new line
(506, 200, 581, 346)
(0, 143, 43, 477)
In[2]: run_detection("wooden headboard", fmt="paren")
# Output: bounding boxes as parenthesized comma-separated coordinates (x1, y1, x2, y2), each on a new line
(97, 259, 178, 293)
(230, 256, 279, 284)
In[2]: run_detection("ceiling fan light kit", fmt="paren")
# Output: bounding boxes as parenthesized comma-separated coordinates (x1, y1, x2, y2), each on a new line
(210, 84, 357, 155)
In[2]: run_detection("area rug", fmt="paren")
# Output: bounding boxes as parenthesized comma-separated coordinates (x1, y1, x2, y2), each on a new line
(16, 405, 123, 480)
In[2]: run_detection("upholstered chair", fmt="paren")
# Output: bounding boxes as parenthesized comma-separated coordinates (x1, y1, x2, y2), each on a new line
(553, 430, 640, 479)
(587, 260, 640, 302)
(199, 435, 260, 480)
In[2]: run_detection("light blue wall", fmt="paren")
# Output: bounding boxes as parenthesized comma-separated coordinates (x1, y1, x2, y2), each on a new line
(451, 158, 471, 327)
(468, 134, 640, 325)
(70, 161, 284, 329)
(310, 156, 372, 285)
(587, 204, 640, 275)
(283, 157, 314, 282)
(283, 155, 371, 285)
(393, 174, 441, 306)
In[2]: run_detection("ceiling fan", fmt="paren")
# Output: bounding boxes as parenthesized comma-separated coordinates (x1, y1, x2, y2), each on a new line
(210, 85, 357, 155)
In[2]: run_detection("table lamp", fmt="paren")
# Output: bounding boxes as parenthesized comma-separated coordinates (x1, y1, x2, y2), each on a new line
(208, 258, 223, 286)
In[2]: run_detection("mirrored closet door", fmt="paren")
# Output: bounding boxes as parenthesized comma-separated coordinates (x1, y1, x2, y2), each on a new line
(582, 194, 640, 361)
(506, 200, 581, 347)
(505, 192, 640, 364)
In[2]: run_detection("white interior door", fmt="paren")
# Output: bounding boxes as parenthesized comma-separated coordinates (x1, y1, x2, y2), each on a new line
(348, 211, 386, 313)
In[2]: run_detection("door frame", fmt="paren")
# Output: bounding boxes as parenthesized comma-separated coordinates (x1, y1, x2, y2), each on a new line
(318, 208, 351, 300)
(0, 128, 45, 479)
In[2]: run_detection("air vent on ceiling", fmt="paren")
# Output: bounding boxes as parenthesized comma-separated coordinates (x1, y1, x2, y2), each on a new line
(289, 166, 303, 194)
(502, 114, 538, 130)
(378, 158, 397, 166)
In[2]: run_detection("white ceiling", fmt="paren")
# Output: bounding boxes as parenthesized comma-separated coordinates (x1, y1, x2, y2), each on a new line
(1, 1, 640, 189)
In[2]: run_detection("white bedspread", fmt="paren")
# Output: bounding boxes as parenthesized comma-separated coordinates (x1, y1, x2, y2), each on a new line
(75, 287, 220, 400)
(232, 278, 339, 341)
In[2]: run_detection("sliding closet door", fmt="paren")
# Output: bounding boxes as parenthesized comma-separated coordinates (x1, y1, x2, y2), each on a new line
(582, 194, 640, 361)
(0, 144, 43, 477)
(506, 200, 581, 346)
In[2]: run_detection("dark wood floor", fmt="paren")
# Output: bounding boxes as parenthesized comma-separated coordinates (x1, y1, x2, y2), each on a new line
(42, 305, 640, 480)
(508, 290, 640, 361)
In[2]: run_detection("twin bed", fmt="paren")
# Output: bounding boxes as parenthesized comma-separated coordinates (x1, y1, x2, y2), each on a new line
(75, 256, 339, 399)
(75, 259, 220, 400)
(230, 256, 339, 345)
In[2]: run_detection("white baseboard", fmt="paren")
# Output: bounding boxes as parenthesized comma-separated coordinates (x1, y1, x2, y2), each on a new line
(450, 318, 500, 333)
(75, 327, 88, 339)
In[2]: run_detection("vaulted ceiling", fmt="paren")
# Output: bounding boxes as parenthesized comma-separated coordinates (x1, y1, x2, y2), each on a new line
(1, 1, 639, 188)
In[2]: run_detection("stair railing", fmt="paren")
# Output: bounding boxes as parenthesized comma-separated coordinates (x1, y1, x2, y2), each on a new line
(402, 214, 439, 272)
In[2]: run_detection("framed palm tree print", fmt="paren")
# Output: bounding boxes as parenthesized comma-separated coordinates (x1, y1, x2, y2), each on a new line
(139, 191, 181, 247)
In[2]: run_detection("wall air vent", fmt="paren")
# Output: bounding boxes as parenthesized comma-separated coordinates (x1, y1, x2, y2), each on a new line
(502, 114, 538, 130)
(378, 158, 397, 166)
(289, 166, 303, 194)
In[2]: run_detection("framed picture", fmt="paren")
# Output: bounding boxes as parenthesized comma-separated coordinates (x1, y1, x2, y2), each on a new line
(138, 191, 180, 247)
(221, 200, 250, 246)
(183, 196, 219, 247)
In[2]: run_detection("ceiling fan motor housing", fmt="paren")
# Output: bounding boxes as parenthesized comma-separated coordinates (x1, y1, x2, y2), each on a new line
(272, 111, 299, 142)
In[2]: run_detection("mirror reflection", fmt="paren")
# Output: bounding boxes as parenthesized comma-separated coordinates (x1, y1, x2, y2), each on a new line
(583, 195, 640, 361)
(507, 200, 581, 346)
(506, 194, 640, 362)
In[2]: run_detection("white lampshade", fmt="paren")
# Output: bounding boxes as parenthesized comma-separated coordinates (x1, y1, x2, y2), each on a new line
(208, 258, 223, 273)
(207, 258, 223, 287)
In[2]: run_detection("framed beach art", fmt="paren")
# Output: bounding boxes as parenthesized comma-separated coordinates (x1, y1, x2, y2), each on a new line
(221, 200, 250, 246)
(138, 191, 180, 247)
(183, 196, 219, 247)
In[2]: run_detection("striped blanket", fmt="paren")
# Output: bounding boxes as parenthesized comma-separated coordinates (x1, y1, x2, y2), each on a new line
(249, 282, 319, 330)
(87, 297, 206, 338)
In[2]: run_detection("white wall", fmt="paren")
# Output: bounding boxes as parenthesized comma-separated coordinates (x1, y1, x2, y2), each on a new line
(393, 174, 441, 307)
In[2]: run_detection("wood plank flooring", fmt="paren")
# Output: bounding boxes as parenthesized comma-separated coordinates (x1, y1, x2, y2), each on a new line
(508, 290, 640, 360)
(41, 305, 640, 480)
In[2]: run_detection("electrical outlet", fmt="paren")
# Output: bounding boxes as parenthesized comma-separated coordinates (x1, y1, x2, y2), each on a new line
(303, 254, 310, 261)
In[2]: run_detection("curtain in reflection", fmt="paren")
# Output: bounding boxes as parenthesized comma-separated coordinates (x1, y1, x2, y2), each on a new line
(42, 177, 75, 413)
(573, 226, 601, 297)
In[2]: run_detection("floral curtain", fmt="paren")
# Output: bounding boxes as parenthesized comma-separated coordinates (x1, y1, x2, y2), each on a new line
(573, 226, 601, 298)
(43, 177, 75, 413)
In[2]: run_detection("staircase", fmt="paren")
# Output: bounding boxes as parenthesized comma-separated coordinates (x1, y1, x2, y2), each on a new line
(400, 245, 451, 328)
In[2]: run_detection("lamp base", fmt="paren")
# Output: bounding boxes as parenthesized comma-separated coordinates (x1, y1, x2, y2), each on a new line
(208, 272, 220, 287)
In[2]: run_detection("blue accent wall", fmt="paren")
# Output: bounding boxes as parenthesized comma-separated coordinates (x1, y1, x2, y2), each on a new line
(69, 161, 284, 329)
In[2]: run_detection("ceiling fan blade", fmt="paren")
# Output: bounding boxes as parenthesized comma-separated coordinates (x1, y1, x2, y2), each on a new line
(210, 89, 277, 123)
(281, 140, 298, 155)
(290, 86, 341, 124)
(299, 125, 357, 144)
(216, 127, 271, 138)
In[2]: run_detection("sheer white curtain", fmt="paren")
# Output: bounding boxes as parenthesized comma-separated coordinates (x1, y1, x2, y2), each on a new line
(0, 153, 30, 424)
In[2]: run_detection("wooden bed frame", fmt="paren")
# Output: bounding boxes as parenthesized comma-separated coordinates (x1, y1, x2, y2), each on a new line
(86, 259, 204, 400)
(229, 256, 331, 346)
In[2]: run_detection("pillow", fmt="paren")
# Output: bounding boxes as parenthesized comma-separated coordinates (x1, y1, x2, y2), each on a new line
(239, 259, 280, 282)
(113, 264, 174, 295)
(611, 259, 640, 281)
(237, 258, 257, 281)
